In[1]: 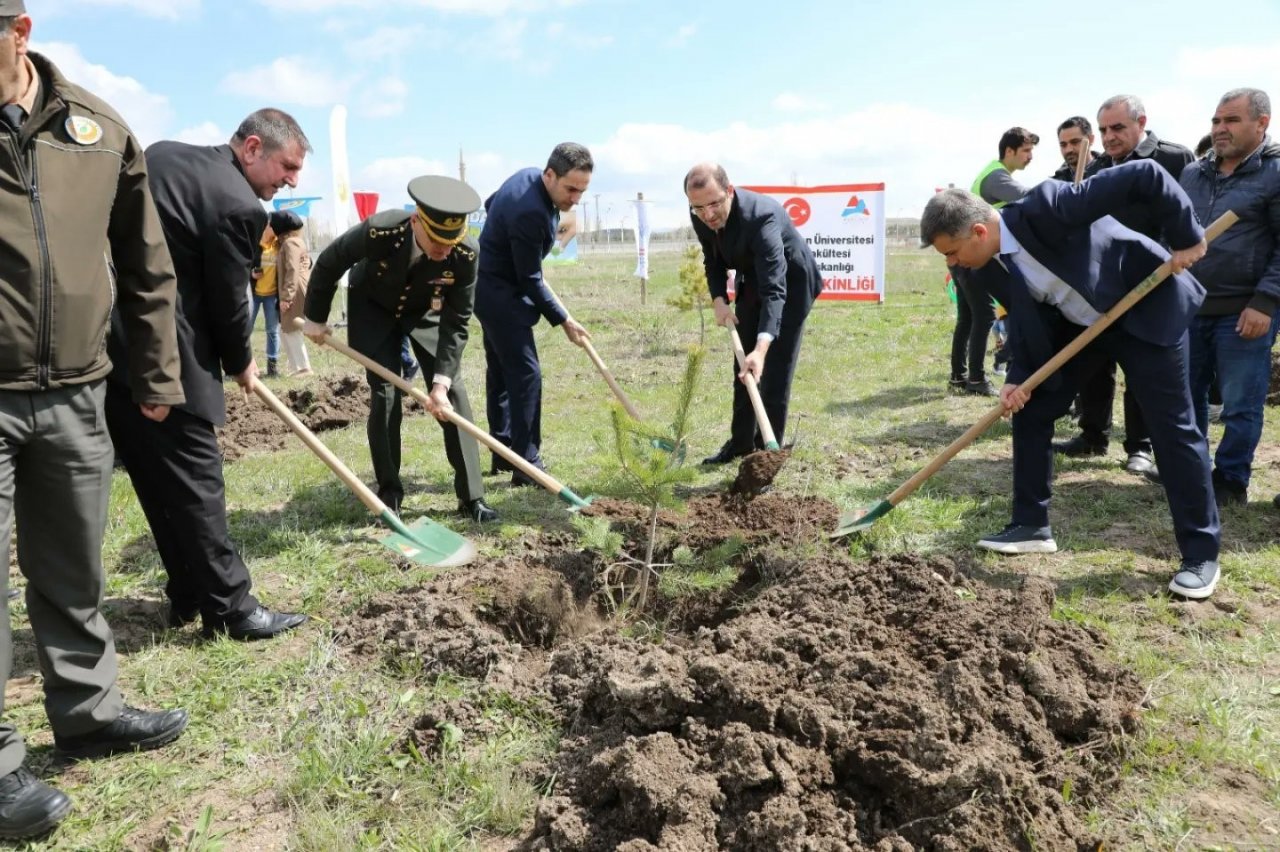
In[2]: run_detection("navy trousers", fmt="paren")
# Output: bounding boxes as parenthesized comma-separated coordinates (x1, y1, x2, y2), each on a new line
(1009, 311, 1219, 563)
(479, 318, 543, 465)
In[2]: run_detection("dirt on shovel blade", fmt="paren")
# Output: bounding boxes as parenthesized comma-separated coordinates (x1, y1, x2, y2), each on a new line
(731, 449, 790, 494)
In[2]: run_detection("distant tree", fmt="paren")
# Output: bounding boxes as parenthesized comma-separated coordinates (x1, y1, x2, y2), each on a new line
(668, 245, 712, 344)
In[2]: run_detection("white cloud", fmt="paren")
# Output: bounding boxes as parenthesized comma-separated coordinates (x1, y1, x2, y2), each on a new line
(174, 121, 224, 145)
(259, 0, 578, 14)
(358, 76, 409, 119)
(772, 92, 827, 114)
(342, 25, 433, 61)
(221, 56, 351, 107)
(32, 40, 174, 144)
(1175, 42, 1280, 81)
(667, 23, 696, 47)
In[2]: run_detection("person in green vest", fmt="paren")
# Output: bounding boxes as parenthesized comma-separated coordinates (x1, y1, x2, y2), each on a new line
(949, 127, 1039, 396)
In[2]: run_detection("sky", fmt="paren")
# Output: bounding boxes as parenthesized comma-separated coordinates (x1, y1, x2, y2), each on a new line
(28, 0, 1280, 234)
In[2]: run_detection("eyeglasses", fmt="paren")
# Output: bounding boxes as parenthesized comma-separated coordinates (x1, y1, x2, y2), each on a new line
(689, 194, 729, 215)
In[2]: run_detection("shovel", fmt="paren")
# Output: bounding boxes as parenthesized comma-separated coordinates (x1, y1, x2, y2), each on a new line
(831, 210, 1239, 538)
(303, 323, 593, 511)
(249, 378, 478, 566)
(728, 325, 781, 451)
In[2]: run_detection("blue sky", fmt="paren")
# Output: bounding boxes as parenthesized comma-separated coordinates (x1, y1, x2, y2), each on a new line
(30, 0, 1280, 232)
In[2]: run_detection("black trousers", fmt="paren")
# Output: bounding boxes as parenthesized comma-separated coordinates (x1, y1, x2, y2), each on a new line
(1010, 316, 1218, 563)
(950, 267, 995, 382)
(105, 383, 257, 624)
(1073, 356, 1152, 454)
(726, 295, 810, 453)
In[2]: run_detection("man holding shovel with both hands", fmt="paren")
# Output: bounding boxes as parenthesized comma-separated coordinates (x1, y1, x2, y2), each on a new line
(922, 160, 1222, 599)
(684, 163, 824, 465)
(303, 175, 497, 524)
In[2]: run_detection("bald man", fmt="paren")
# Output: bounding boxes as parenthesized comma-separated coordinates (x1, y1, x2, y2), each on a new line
(684, 163, 824, 464)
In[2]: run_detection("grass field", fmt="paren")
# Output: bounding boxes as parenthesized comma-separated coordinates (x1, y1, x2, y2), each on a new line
(7, 248, 1278, 850)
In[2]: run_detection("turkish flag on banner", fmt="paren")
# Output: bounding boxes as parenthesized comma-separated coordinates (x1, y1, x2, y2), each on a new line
(353, 192, 379, 222)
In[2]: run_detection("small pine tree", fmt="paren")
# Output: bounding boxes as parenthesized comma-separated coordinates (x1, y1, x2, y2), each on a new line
(599, 344, 706, 610)
(668, 245, 712, 344)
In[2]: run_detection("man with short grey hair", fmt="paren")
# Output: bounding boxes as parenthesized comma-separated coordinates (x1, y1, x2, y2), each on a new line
(1179, 87, 1280, 508)
(106, 109, 312, 642)
(921, 161, 1222, 600)
(1054, 94, 1196, 479)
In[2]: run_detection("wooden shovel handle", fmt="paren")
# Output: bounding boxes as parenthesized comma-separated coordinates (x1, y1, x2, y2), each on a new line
(582, 339, 642, 420)
(884, 209, 1240, 508)
(309, 327, 572, 498)
(728, 325, 779, 449)
(249, 378, 387, 516)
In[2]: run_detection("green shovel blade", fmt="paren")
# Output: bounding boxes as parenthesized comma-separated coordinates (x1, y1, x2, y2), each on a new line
(829, 499, 894, 539)
(379, 511, 477, 568)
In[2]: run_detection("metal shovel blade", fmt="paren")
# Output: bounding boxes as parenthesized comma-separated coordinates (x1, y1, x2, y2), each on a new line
(379, 511, 478, 568)
(829, 499, 894, 539)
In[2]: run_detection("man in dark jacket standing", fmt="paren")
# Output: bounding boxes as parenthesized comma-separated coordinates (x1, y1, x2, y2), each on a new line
(304, 176, 496, 522)
(105, 109, 309, 642)
(474, 143, 593, 483)
(0, 3, 190, 839)
(1180, 88, 1280, 507)
(1055, 95, 1195, 479)
(685, 163, 824, 463)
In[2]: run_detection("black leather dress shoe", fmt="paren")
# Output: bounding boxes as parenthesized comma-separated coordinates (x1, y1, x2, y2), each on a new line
(489, 454, 515, 475)
(0, 767, 71, 839)
(204, 606, 308, 641)
(1052, 434, 1108, 457)
(459, 498, 499, 522)
(701, 441, 749, 466)
(5, 588, 18, 601)
(376, 489, 403, 516)
(53, 705, 189, 760)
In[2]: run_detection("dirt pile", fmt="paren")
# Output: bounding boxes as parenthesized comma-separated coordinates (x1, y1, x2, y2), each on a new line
(340, 493, 1142, 851)
(217, 374, 423, 460)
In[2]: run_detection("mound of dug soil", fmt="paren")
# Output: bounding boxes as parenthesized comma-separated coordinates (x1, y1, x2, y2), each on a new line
(339, 493, 1143, 851)
(217, 374, 423, 460)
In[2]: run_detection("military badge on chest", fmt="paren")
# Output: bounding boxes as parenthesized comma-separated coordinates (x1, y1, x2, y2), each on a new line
(429, 270, 455, 313)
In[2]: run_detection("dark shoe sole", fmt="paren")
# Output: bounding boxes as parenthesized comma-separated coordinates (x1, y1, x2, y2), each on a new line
(56, 716, 189, 761)
(0, 795, 72, 839)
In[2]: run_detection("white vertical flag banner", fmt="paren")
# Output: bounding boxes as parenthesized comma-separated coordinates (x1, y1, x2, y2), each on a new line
(329, 105, 352, 236)
(632, 197, 651, 279)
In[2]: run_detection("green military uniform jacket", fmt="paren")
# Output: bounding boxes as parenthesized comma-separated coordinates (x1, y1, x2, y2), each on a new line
(305, 209, 477, 381)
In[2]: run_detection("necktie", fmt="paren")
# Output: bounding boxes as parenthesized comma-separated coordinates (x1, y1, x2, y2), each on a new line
(1, 104, 24, 132)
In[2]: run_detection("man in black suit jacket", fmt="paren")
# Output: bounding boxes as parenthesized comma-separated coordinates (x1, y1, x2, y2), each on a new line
(105, 109, 309, 640)
(685, 163, 824, 464)
(922, 161, 1221, 600)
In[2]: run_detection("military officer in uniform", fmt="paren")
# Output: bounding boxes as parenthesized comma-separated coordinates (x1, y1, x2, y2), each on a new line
(303, 175, 496, 522)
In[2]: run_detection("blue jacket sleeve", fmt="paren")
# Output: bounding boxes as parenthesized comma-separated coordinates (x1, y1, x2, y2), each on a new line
(693, 216, 730, 301)
(1251, 185, 1280, 316)
(511, 208, 568, 326)
(1048, 160, 1205, 250)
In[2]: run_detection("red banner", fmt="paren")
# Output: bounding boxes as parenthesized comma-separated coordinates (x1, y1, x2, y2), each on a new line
(353, 191, 379, 222)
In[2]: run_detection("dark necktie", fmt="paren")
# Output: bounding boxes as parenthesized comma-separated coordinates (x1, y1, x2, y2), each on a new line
(1, 104, 24, 132)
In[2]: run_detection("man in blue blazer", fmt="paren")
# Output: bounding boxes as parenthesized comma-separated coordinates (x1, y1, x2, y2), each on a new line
(474, 143, 593, 483)
(685, 163, 824, 464)
(921, 160, 1221, 599)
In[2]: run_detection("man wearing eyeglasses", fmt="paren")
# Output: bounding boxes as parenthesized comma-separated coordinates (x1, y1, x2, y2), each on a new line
(685, 163, 824, 465)
(304, 176, 496, 524)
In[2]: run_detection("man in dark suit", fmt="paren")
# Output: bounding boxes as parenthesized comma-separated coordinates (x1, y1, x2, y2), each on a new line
(474, 143, 593, 483)
(1055, 95, 1196, 480)
(685, 163, 824, 464)
(303, 176, 496, 522)
(921, 161, 1221, 599)
(105, 109, 309, 640)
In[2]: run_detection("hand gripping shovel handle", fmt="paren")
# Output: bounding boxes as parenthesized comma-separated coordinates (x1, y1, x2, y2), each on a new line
(308, 327, 591, 510)
(882, 209, 1239, 511)
(728, 325, 780, 451)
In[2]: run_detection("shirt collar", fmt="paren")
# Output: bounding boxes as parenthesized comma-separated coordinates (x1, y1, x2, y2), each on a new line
(998, 215, 1021, 258)
(8, 56, 39, 118)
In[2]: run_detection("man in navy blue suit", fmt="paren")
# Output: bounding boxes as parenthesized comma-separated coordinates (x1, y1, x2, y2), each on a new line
(920, 161, 1222, 599)
(685, 163, 824, 464)
(474, 143, 593, 483)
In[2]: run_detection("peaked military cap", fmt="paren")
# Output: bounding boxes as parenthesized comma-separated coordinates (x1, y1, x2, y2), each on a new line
(408, 175, 480, 246)
(269, 209, 304, 234)
(0, 0, 26, 13)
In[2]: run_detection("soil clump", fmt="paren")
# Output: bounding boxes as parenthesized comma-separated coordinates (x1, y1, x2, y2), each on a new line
(217, 374, 423, 460)
(338, 490, 1143, 851)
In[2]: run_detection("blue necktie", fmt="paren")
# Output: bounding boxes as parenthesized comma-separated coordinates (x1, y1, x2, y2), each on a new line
(1, 104, 24, 132)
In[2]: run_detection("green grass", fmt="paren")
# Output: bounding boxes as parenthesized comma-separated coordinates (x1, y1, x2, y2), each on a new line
(8, 247, 1278, 848)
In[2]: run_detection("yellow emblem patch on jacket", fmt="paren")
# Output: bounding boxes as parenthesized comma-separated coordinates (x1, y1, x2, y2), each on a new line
(65, 116, 103, 145)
